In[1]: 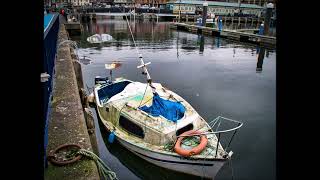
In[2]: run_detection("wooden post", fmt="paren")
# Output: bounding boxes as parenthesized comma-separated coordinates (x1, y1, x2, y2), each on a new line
(245, 17, 247, 28)
(264, 3, 274, 36)
(251, 17, 254, 27)
(202, 2, 208, 26)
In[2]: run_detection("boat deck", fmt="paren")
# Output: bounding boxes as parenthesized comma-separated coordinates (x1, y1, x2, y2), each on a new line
(96, 80, 227, 159)
(105, 81, 200, 134)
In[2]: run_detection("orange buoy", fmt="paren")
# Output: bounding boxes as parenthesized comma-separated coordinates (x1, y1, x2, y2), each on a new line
(174, 130, 208, 157)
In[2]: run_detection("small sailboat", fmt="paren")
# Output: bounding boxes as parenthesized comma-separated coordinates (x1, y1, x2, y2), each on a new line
(90, 58, 243, 179)
(87, 34, 113, 44)
(89, 15, 243, 179)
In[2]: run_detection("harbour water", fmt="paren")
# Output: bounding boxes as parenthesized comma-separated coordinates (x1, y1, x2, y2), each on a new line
(72, 17, 276, 180)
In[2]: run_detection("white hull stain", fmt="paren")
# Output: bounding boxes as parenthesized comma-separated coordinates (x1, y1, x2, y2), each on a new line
(116, 136, 226, 179)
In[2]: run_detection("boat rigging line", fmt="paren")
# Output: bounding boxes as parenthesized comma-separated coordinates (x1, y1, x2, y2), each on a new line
(122, 10, 156, 107)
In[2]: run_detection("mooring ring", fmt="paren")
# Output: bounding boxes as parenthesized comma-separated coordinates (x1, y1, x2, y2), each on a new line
(48, 144, 82, 166)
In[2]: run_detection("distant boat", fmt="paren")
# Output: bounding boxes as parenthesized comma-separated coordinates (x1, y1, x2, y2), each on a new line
(87, 34, 113, 44)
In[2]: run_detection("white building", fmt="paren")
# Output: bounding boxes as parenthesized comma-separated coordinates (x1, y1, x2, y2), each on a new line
(71, 0, 90, 6)
(167, 0, 263, 17)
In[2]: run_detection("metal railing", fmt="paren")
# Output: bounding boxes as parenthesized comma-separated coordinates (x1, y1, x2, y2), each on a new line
(177, 116, 243, 158)
(208, 116, 243, 157)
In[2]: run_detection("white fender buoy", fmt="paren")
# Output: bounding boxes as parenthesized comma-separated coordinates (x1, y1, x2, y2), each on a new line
(87, 92, 95, 104)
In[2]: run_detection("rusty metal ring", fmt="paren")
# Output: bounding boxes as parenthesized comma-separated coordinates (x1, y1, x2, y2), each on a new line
(48, 144, 82, 166)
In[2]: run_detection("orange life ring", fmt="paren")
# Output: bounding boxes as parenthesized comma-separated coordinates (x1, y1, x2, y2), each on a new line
(174, 130, 208, 157)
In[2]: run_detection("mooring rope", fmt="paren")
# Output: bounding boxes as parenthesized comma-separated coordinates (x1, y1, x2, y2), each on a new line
(77, 149, 118, 180)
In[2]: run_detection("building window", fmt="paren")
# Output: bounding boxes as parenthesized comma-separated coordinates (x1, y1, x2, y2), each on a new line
(119, 115, 145, 139)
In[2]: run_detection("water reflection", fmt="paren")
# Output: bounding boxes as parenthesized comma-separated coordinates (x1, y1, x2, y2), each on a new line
(256, 47, 266, 73)
(176, 31, 179, 59)
(78, 19, 173, 49)
(73, 19, 276, 180)
(215, 36, 220, 48)
(266, 49, 269, 58)
(199, 34, 205, 54)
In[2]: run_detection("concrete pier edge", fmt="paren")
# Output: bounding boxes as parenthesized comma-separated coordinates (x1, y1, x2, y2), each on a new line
(44, 23, 100, 180)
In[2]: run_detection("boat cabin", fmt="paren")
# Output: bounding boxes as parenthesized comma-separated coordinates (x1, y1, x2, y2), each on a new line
(95, 79, 207, 146)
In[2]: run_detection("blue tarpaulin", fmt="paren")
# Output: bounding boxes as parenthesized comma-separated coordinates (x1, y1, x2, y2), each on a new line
(139, 93, 186, 122)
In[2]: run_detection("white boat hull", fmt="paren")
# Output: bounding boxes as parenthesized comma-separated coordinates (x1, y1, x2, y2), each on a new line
(93, 79, 237, 179)
(115, 135, 227, 179)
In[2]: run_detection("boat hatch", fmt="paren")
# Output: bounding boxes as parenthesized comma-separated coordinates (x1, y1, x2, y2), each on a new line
(98, 81, 131, 103)
(119, 115, 145, 139)
(176, 123, 194, 136)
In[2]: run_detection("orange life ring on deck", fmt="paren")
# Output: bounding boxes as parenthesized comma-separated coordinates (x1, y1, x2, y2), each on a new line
(174, 130, 208, 157)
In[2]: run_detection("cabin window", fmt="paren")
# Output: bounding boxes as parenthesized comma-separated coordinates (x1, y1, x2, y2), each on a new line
(176, 123, 194, 136)
(119, 115, 145, 139)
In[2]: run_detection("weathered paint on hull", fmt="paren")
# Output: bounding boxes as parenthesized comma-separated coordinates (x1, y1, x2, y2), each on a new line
(116, 134, 226, 179)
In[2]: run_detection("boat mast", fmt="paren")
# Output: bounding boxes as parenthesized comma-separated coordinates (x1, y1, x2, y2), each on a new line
(123, 10, 155, 90)
(137, 54, 153, 87)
